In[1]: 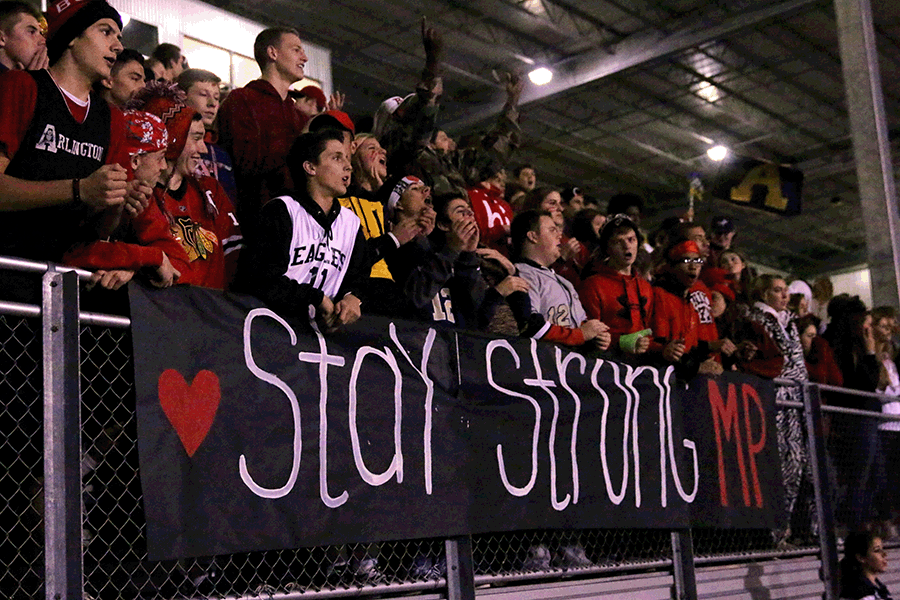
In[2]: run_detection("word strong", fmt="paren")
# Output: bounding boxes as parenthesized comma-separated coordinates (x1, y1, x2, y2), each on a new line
(707, 379, 767, 508)
(486, 339, 698, 511)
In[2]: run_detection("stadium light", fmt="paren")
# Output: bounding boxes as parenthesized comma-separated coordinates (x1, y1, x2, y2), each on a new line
(707, 145, 728, 161)
(528, 67, 553, 86)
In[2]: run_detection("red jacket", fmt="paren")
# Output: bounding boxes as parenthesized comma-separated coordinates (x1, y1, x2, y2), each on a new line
(653, 275, 713, 378)
(579, 264, 654, 347)
(63, 200, 191, 277)
(468, 184, 513, 255)
(153, 176, 243, 290)
(735, 319, 785, 379)
(218, 79, 305, 240)
(652, 281, 700, 355)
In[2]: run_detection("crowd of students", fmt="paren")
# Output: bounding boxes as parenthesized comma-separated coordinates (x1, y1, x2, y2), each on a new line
(1, 0, 898, 576)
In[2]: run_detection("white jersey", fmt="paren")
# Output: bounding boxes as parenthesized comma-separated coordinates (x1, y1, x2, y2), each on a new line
(276, 195, 360, 299)
(516, 261, 587, 328)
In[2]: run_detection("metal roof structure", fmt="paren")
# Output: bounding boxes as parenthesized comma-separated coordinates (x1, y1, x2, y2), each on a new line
(202, 0, 900, 277)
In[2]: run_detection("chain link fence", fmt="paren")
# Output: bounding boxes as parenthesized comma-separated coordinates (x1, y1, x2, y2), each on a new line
(824, 395, 900, 541)
(1, 308, 834, 600)
(78, 325, 452, 599)
(0, 315, 44, 600)
(472, 528, 673, 580)
(9, 268, 900, 599)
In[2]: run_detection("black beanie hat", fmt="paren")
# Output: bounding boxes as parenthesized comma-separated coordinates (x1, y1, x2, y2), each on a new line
(46, 0, 122, 66)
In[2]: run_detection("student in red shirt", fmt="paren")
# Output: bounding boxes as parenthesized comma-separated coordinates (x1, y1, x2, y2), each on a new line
(130, 82, 243, 290)
(218, 27, 308, 244)
(468, 159, 514, 255)
(668, 221, 739, 367)
(63, 109, 189, 290)
(579, 214, 656, 360)
(651, 239, 712, 379)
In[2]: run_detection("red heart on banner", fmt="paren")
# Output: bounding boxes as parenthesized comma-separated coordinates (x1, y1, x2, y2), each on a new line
(158, 369, 221, 457)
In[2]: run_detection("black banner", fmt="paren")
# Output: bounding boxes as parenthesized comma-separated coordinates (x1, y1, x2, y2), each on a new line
(129, 285, 783, 561)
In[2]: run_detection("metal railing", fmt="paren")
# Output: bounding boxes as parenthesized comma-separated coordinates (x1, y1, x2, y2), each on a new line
(3, 256, 899, 600)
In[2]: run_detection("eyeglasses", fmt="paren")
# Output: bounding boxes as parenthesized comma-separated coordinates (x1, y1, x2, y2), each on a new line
(676, 257, 705, 265)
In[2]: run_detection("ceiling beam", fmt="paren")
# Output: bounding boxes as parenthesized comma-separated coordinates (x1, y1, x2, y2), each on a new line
(443, 0, 821, 132)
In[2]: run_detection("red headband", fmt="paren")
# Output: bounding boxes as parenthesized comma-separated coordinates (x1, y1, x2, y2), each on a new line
(668, 240, 701, 260)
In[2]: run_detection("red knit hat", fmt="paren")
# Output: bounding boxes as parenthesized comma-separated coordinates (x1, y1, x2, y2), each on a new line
(46, 0, 122, 65)
(122, 110, 169, 157)
(127, 82, 199, 161)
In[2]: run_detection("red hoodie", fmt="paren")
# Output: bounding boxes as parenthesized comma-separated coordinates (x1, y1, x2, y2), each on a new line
(218, 79, 306, 240)
(63, 200, 191, 278)
(652, 275, 701, 355)
(579, 263, 655, 348)
(468, 184, 513, 255)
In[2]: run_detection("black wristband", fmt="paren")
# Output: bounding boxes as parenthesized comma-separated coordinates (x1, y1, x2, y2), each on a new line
(72, 178, 81, 204)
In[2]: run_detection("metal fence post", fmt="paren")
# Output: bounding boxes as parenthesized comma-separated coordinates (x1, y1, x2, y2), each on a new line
(802, 383, 839, 600)
(445, 536, 475, 600)
(43, 270, 83, 599)
(671, 529, 698, 600)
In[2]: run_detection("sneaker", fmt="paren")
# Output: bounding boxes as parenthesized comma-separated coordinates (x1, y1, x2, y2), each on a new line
(522, 544, 551, 571)
(553, 544, 594, 569)
(352, 558, 385, 585)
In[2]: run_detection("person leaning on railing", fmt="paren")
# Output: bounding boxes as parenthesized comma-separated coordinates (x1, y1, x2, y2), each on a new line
(732, 273, 815, 548)
(0, 1, 153, 303)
